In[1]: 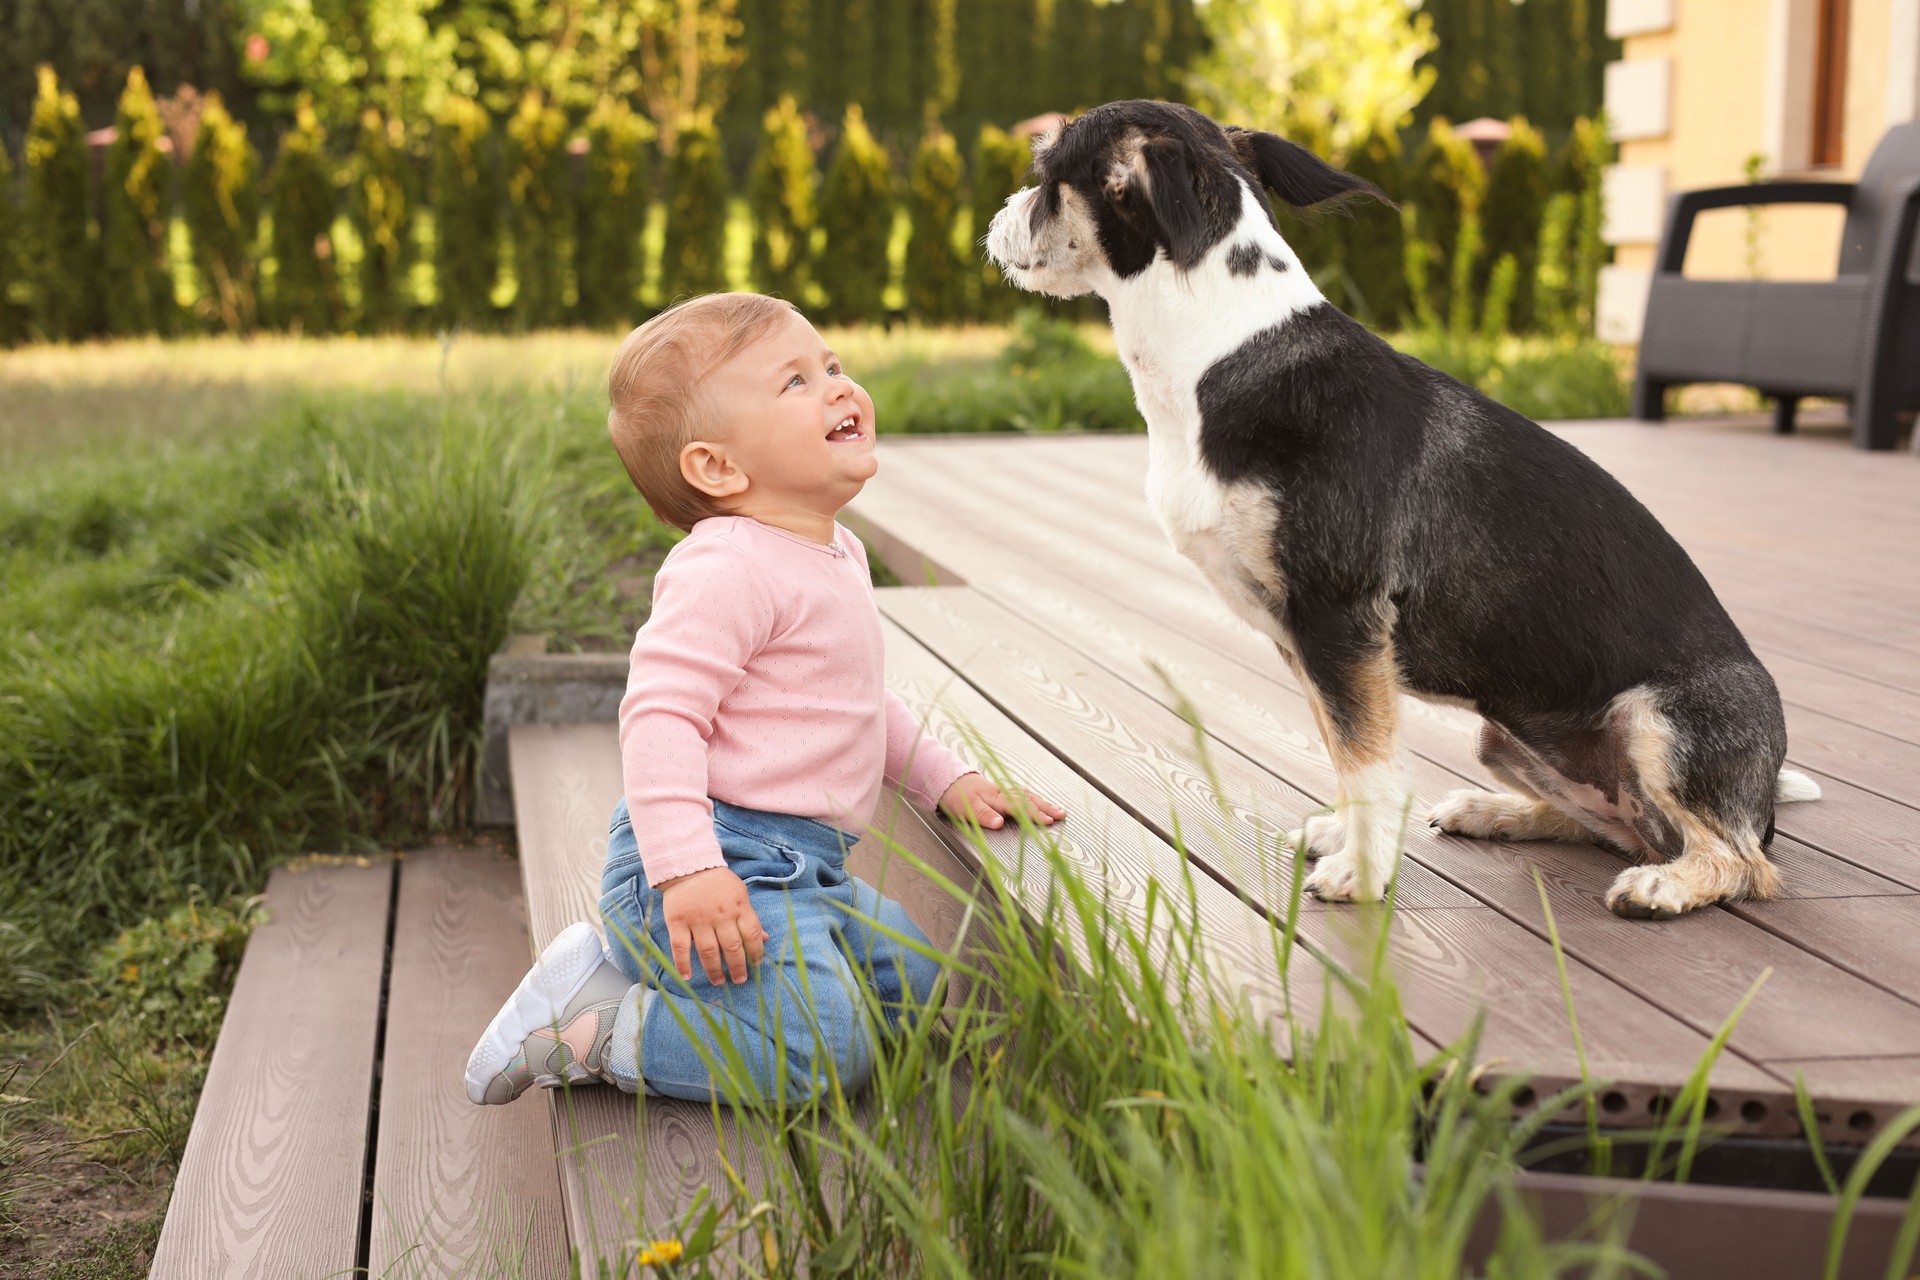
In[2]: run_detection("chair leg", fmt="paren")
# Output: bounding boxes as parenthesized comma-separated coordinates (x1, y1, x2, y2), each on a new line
(1772, 395, 1798, 434)
(1632, 376, 1668, 422)
(1853, 378, 1902, 451)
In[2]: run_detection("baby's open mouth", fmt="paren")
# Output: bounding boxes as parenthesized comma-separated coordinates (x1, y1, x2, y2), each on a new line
(825, 413, 866, 443)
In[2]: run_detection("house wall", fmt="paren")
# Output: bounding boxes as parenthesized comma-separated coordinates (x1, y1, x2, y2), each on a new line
(1597, 0, 1920, 341)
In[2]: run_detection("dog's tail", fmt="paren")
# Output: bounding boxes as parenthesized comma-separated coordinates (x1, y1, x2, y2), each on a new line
(1776, 768, 1822, 804)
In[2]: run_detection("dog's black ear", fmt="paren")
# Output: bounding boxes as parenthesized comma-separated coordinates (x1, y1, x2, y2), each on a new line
(1224, 127, 1394, 210)
(1105, 137, 1211, 269)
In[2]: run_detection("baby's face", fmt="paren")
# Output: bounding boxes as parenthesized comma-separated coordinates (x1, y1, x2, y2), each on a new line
(696, 311, 878, 520)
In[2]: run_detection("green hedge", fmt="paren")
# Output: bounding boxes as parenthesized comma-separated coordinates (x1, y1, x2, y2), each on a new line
(749, 94, 816, 303)
(906, 124, 966, 324)
(506, 91, 571, 330)
(182, 91, 260, 334)
(430, 94, 499, 329)
(350, 108, 413, 332)
(268, 97, 341, 335)
(576, 99, 653, 328)
(103, 67, 174, 337)
(0, 141, 18, 346)
(25, 65, 97, 342)
(817, 105, 891, 325)
(660, 113, 729, 304)
(970, 123, 1031, 321)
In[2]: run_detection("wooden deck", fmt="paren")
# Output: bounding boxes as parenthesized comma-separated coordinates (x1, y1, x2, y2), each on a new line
(844, 420, 1920, 1148)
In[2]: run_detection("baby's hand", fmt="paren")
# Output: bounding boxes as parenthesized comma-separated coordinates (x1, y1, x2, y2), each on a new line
(658, 867, 769, 985)
(937, 772, 1066, 830)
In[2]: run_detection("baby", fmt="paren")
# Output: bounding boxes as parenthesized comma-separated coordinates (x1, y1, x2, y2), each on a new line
(465, 293, 1064, 1106)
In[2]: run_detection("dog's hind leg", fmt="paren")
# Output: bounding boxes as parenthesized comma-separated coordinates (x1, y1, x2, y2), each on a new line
(1428, 722, 1598, 844)
(1597, 684, 1784, 920)
(1287, 607, 1414, 903)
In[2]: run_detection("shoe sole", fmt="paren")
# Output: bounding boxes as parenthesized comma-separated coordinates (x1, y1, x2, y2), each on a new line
(464, 921, 608, 1104)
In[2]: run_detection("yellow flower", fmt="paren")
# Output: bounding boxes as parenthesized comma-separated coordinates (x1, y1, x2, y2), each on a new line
(120, 964, 140, 983)
(637, 1239, 683, 1267)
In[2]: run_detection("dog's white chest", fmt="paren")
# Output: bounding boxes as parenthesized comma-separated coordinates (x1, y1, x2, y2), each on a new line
(1142, 429, 1293, 653)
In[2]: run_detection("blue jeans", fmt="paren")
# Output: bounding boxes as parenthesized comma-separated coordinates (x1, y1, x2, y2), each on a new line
(598, 796, 943, 1105)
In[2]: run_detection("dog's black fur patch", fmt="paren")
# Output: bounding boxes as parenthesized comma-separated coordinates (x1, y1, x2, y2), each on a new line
(1226, 242, 1264, 276)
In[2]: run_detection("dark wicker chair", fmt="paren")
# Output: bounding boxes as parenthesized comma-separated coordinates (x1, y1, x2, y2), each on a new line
(1631, 121, 1920, 451)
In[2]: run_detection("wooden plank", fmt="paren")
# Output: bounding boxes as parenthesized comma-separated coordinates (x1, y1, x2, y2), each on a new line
(507, 722, 764, 1273)
(367, 847, 568, 1279)
(878, 612, 1375, 1058)
(877, 587, 1784, 1109)
(1755, 647, 1920, 748)
(1737, 895, 1920, 1008)
(150, 860, 391, 1280)
(859, 441, 1920, 879)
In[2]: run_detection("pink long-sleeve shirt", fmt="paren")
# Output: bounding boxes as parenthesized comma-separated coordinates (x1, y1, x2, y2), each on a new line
(618, 514, 976, 885)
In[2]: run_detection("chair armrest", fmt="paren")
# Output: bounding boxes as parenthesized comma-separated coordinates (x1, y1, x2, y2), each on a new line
(1653, 182, 1856, 274)
(1857, 175, 1920, 393)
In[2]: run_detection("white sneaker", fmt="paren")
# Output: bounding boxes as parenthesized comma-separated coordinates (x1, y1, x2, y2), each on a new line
(465, 922, 632, 1105)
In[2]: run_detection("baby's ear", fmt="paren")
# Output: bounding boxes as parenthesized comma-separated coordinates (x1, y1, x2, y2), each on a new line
(679, 439, 749, 500)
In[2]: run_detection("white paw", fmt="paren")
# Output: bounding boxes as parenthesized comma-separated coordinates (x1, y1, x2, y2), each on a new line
(1284, 811, 1345, 860)
(1428, 789, 1528, 840)
(1302, 851, 1388, 903)
(1605, 864, 1705, 921)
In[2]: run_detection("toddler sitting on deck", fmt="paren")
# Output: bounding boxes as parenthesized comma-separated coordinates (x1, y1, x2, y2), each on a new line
(465, 293, 1064, 1107)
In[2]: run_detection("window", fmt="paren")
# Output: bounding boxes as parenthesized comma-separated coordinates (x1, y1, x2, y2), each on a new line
(1812, 0, 1850, 166)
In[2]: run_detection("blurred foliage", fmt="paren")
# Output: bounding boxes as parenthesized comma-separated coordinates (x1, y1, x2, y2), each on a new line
(1403, 118, 1484, 330)
(816, 105, 891, 325)
(103, 68, 176, 337)
(661, 112, 730, 303)
(749, 94, 816, 303)
(181, 90, 260, 333)
(266, 96, 341, 334)
(25, 66, 99, 342)
(348, 107, 414, 331)
(905, 124, 965, 324)
(505, 90, 572, 329)
(429, 93, 499, 329)
(969, 124, 1031, 322)
(576, 98, 654, 327)
(1480, 119, 1548, 332)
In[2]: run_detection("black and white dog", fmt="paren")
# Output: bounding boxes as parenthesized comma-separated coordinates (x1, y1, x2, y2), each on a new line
(984, 100, 1820, 921)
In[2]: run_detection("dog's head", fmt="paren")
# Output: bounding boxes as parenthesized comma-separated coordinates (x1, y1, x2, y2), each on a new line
(984, 100, 1387, 299)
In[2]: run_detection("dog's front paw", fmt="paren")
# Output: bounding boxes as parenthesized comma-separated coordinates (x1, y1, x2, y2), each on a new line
(1302, 851, 1388, 903)
(1605, 864, 1707, 921)
(1284, 811, 1345, 860)
(1428, 789, 1524, 840)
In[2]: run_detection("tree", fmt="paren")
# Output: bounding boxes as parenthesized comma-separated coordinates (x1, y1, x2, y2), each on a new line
(268, 96, 342, 333)
(660, 111, 730, 302)
(748, 94, 815, 302)
(1333, 128, 1408, 329)
(431, 94, 499, 329)
(969, 124, 1030, 321)
(1480, 118, 1547, 332)
(0, 141, 21, 347)
(24, 66, 98, 342)
(905, 123, 965, 324)
(1185, 0, 1435, 160)
(232, 0, 458, 135)
(577, 98, 654, 327)
(104, 67, 176, 337)
(505, 90, 573, 328)
(183, 90, 261, 332)
(636, 0, 746, 156)
(814, 105, 891, 325)
(349, 108, 414, 331)
(1403, 118, 1484, 329)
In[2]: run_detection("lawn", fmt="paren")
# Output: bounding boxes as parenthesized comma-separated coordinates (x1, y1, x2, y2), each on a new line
(0, 319, 1730, 1277)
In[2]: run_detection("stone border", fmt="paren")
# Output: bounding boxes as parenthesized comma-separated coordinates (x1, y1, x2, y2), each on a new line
(476, 647, 627, 826)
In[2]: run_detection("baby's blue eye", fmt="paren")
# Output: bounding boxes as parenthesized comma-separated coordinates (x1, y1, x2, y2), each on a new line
(785, 372, 803, 389)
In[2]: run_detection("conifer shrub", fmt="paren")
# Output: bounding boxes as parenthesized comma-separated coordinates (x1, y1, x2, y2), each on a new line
(431, 95, 500, 330)
(969, 124, 1032, 321)
(576, 99, 654, 328)
(749, 95, 816, 303)
(1480, 118, 1548, 332)
(182, 91, 261, 334)
(505, 91, 573, 329)
(24, 65, 99, 342)
(815, 105, 893, 325)
(104, 68, 176, 337)
(905, 123, 966, 324)
(1335, 129, 1408, 329)
(349, 108, 413, 332)
(660, 112, 730, 304)
(268, 97, 341, 335)
(1403, 118, 1484, 329)
(0, 142, 18, 347)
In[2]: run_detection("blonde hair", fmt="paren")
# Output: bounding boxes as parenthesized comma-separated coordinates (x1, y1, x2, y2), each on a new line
(606, 292, 801, 532)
